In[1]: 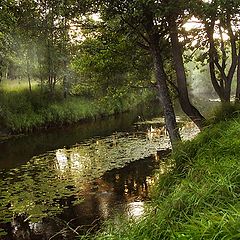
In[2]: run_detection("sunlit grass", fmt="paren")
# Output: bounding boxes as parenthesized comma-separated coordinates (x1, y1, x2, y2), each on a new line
(0, 80, 152, 133)
(82, 115, 240, 239)
(0, 79, 39, 92)
(0, 90, 99, 132)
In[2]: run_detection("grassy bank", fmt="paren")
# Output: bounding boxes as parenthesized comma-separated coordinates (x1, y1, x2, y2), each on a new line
(0, 81, 153, 134)
(82, 113, 240, 239)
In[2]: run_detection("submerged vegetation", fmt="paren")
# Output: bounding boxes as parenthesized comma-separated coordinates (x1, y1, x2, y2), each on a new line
(0, 118, 166, 237)
(79, 113, 240, 239)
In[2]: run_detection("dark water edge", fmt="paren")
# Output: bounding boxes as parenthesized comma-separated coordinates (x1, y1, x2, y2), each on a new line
(0, 101, 163, 170)
(0, 97, 219, 170)
(0, 100, 167, 240)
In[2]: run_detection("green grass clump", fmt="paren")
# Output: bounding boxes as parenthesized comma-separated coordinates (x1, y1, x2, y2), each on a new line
(0, 83, 152, 133)
(86, 116, 240, 240)
(208, 103, 240, 124)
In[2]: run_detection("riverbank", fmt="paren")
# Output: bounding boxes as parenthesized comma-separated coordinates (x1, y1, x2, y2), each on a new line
(0, 84, 154, 138)
(81, 112, 240, 239)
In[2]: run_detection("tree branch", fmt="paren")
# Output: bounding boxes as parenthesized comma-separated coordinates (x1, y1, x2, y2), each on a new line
(218, 24, 226, 70)
(209, 60, 224, 100)
(120, 16, 150, 46)
(226, 14, 238, 81)
(205, 18, 228, 85)
(167, 78, 179, 96)
(137, 41, 150, 50)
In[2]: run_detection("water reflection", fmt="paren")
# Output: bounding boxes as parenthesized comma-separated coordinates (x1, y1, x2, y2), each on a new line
(0, 101, 162, 170)
(53, 131, 167, 182)
(126, 201, 145, 218)
(56, 149, 68, 171)
(0, 149, 171, 240)
(57, 152, 170, 238)
(0, 114, 200, 240)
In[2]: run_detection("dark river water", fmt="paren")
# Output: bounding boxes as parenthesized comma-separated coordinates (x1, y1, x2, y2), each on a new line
(0, 101, 201, 240)
(0, 102, 162, 170)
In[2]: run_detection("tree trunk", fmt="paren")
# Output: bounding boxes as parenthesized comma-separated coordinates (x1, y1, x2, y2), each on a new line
(142, 10, 181, 148)
(209, 61, 225, 102)
(143, 12, 181, 147)
(26, 54, 32, 93)
(149, 34, 181, 147)
(236, 51, 240, 103)
(225, 81, 232, 102)
(205, 16, 237, 104)
(63, 74, 67, 99)
(169, 19, 205, 129)
(27, 71, 32, 93)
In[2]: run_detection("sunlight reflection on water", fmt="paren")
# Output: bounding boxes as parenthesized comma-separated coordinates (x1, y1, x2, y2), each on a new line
(0, 115, 201, 239)
(126, 201, 145, 219)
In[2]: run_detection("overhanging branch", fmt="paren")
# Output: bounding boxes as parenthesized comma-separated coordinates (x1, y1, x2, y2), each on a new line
(120, 16, 150, 46)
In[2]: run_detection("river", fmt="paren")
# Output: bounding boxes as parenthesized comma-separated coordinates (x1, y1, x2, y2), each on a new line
(0, 101, 200, 240)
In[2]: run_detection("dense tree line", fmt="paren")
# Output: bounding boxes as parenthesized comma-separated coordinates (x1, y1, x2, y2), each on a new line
(1, 0, 240, 147)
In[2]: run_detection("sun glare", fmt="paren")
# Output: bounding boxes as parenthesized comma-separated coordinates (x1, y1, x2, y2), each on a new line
(183, 17, 203, 31)
(91, 13, 101, 22)
(183, 16, 230, 42)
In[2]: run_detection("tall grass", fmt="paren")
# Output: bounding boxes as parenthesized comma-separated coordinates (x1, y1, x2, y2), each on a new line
(0, 79, 39, 92)
(83, 115, 240, 239)
(0, 81, 152, 133)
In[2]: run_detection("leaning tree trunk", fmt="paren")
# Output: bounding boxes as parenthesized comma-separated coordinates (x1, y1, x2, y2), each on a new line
(152, 46, 181, 147)
(149, 34, 181, 147)
(169, 19, 205, 129)
(141, 10, 181, 148)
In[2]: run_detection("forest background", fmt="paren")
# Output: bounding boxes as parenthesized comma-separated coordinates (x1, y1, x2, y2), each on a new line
(1, 0, 240, 146)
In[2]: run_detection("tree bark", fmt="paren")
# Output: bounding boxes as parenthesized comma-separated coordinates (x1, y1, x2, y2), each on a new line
(151, 42, 181, 146)
(169, 19, 205, 129)
(209, 60, 225, 101)
(236, 49, 240, 102)
(206, 20, 227, 102)
(205, 15, 237, 103)
(144, 14, 181, 147)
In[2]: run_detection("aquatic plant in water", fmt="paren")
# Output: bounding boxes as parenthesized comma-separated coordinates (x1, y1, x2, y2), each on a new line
(0, 128, 167, 235)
